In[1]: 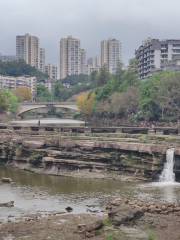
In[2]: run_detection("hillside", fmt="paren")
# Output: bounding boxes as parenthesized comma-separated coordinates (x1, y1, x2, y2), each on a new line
(0, 60, 48, 80)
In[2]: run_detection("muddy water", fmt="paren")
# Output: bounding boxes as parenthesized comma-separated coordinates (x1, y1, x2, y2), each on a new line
(0, 167, 135, 222)
(1, 167, 180, 223)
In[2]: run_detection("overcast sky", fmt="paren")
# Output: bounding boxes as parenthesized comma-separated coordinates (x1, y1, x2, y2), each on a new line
(0, 0, 180, 65)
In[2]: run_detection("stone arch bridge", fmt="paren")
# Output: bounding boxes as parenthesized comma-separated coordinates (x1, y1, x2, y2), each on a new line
(17, 102, 79, 116)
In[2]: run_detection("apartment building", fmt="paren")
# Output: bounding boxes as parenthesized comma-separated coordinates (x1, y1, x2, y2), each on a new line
(87, 56, 101, 75)
(135, 38, 180, 79)
(16, 33, 40, 69)
(39, 48, 45, 73)
(101, 39, 122, 74)
(0, 75, 37, 100)
(60, 36, 81, 79)
(45, 64, 58, 81)
(80, 49, 87, 75)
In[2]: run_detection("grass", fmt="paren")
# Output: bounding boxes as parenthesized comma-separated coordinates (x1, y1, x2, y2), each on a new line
(148, 230, 157, 240)
(103, 218, 113, 227)
(106, 235, 113, 240)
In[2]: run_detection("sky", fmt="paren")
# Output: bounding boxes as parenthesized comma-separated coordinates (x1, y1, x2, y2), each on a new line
(0, 0, 180, 65)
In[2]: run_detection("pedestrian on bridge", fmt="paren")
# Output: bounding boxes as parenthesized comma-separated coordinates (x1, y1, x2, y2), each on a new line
(38, 119, 41, 127)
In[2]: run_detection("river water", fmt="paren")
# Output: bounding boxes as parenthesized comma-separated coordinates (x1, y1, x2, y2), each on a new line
(0, 167, 135, 222)
(1, 166, 180, 223)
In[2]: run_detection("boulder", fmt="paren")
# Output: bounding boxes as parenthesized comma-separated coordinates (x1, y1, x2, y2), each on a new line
(85, 231, 95, 238)
(1, 177, 12, 183)
(85, 220, 104, 232)
(77, 220, 103, 237)
(0, 201, 14, 207)
(65, 206, 73, 212)
(42, 157, 55, 162)
(77, 224, 86, 233)
(108, 204, 144, 226)
(111, 198, 122, 206)
(22, 140, 45, 149)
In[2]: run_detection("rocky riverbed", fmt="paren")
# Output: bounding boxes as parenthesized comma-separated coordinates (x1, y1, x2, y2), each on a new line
(106, 197, 180, 240)
(1, 196, 180, 240)
(0, 213, 105, 240)
(1, 130, 180, 239)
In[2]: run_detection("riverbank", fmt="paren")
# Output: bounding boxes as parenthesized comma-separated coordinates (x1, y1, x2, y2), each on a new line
(1, 196, 180, 240)
(0, 213, 105, 240)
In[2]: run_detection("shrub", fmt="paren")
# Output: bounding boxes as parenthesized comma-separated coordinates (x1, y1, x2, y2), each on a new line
(29, 153, 43, 167)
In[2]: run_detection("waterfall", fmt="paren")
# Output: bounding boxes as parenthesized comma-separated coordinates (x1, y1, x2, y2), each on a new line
(159, 148, 175, 183)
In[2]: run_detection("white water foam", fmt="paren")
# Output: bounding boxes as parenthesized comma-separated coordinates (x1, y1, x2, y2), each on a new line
(159, 148, 175, 183)
(148, 148, 180, 187)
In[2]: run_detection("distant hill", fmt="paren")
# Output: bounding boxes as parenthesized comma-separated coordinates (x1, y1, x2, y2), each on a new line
(0, 60, 48, 81)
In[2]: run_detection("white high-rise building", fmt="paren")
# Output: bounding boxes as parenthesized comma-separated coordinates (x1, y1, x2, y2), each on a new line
(80, 49, 87, 75)
(39, 48, 45, 73)
(16, 33, 40, 69)
(45, 64, 58, 81)
(60, 36, 81, 79)
(101, 39, 122, 74)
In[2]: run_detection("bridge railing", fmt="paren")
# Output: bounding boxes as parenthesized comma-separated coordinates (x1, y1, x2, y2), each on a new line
(21, 102, 76, 106)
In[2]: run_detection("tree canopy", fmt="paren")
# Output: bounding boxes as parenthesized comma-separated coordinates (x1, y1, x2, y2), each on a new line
(0, 90, 19, 113)
(36, 84, 52, 102)
(77, 69, 180, 123)
(14, 87, 32, 102)
(0, 60, 48, 81)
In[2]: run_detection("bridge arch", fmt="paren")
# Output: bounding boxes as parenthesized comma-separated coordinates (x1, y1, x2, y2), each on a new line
(17, 103, 79, 117)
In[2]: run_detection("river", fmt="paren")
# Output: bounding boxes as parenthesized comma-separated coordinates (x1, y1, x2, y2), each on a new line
(1, 166, 180, 223)
(0, 166, 135, 222)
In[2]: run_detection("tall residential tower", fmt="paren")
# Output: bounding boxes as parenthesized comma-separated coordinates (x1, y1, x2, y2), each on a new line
(39, 48, 45, 73)
(80, 49, 87, 75)
(101, 39, 122, 74)
(60, 36, 82, 79)
(16, 33, 40, 69)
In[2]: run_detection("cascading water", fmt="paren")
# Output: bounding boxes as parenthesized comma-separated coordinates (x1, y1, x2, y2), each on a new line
(159, 148, 175, 183)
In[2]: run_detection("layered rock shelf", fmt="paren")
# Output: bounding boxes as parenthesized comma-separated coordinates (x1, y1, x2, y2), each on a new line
(0, 131, 180, 180)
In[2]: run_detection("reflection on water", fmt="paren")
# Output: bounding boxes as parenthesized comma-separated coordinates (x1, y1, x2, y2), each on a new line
(0, 167, 133, 195)
(0, 167, 135, 222)
(1, 166, 180, 222)
(138, 182, 180, 203)
(162, 185, 176, 202)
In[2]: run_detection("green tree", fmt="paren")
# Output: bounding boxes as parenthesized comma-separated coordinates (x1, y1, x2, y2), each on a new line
(53, 82, 71, 101)
(128, 58, 138, 74)
(0, 92, 8, 113)
(96, 66, 110, 86)
(36, 84, 52, 102)
(139, 76, 161, 121)
(156, 72, 180, 120)
(0, 90, 19, 113)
